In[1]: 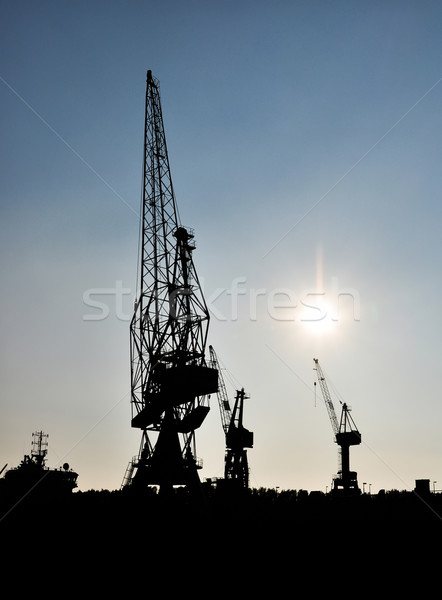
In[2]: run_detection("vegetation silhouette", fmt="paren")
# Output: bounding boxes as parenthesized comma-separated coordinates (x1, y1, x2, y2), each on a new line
(2, 483, 442, 535)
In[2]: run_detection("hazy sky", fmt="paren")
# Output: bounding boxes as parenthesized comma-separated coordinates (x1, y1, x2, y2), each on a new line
(1, 1, 441, 494)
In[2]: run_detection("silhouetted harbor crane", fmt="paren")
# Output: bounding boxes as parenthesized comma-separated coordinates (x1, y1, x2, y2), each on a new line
(313, 358, 361, 494)
(209, 346, 253, 489)
(124, 70, 218, 495)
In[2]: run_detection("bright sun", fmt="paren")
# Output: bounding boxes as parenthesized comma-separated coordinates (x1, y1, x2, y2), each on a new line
(299, 299, 338, 336)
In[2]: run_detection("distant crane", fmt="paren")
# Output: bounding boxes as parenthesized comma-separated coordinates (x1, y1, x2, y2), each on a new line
(126, 70, 218, 495)
(209, 346, 253, 489)
(313, 358, 361, 494)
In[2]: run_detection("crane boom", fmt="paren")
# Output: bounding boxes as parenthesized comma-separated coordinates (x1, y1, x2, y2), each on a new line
(209, 345, 231, 433)
(313, 358, 339, 435)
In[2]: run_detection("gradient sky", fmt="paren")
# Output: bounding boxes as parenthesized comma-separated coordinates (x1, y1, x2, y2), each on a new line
(1, 1, 441, 494)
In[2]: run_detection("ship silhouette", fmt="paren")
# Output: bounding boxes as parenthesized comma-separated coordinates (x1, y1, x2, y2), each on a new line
(0, 431, 78, 508)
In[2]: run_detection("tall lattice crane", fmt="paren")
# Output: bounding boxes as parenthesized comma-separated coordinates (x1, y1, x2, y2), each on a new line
(126, 70, 218, 494)
(209, 346, 253, 489)
(313, 358, 361, 494)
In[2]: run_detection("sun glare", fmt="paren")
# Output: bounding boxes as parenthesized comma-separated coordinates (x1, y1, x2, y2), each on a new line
(298, 244, 339, 336)
(300, 300, 338, 336)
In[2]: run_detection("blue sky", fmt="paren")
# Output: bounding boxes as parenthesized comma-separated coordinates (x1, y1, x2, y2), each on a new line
(1, 0, 441, 494)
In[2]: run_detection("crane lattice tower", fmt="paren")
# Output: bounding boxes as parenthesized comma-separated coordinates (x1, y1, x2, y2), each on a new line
(128, 70, 218, 495)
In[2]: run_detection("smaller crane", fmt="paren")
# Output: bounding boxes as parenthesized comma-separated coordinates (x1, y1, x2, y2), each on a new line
(313, 358, 361, 494)
(209, 346, 253, 489)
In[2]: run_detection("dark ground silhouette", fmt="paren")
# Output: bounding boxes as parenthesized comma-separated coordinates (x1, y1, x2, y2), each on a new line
(1, 482, 440, 589)
(2, 482, 442, 533)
